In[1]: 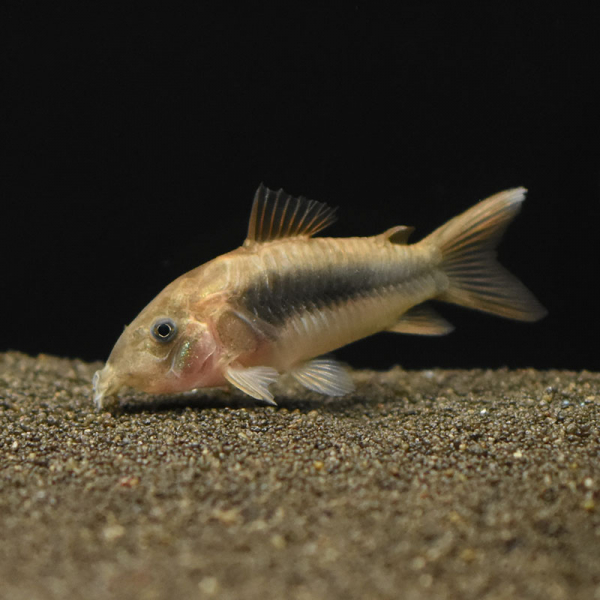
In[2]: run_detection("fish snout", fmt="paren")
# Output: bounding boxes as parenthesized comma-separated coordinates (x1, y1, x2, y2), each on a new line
(92, 365, 122, 410)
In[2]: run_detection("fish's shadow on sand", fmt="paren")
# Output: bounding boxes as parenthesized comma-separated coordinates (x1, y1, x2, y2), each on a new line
(115, 389, 380, 416)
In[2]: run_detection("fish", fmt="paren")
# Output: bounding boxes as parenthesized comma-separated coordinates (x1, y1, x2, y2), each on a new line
(93, 184, 546, 409)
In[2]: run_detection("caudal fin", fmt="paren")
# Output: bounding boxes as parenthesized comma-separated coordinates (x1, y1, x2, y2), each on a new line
(424, 187, 546, 321)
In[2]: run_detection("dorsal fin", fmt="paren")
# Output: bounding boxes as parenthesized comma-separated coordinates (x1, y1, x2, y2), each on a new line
(379, 225, 415, 244)
(245, 184, 337, 244)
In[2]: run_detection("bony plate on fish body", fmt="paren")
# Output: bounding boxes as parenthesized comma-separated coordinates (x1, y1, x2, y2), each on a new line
(93, 184, 546, 409)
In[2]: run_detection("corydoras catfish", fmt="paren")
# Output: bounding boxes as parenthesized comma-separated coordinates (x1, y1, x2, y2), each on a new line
(93, 184, 545, 408)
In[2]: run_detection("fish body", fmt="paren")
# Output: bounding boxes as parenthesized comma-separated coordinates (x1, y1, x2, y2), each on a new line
(93, 184, 545, 408)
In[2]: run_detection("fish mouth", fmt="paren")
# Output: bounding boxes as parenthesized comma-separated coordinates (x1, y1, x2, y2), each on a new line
(92, 365, 122, 410)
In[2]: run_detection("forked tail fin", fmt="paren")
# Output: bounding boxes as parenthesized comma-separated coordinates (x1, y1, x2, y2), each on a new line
(424, 187, 546, 321)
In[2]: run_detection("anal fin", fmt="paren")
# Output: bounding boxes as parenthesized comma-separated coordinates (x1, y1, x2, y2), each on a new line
(225, 365, 279, 405)
(387, 304, 454, 335)
(291, 358, 354, 396)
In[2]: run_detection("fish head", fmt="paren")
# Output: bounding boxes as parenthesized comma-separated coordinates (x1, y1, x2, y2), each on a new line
(93, 279, 221, 409)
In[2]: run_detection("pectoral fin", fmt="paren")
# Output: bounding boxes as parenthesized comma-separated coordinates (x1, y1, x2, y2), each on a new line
(387, 304, 454, 335)
(291, 358, 355, 396)
(225, 365, 279, 405)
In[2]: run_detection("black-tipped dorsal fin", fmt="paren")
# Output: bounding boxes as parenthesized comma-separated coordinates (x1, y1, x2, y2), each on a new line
(245, 184, 337, 245)
(379, 225, 415, 244)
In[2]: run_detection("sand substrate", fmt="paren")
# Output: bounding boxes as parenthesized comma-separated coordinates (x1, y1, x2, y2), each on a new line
(0, 352, 599, 599)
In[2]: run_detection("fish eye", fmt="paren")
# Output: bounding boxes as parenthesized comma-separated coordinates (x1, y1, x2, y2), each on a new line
(151, 318, 178, 343)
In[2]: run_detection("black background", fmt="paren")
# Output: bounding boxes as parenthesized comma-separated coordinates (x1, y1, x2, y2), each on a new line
(4, 4, 599, 371)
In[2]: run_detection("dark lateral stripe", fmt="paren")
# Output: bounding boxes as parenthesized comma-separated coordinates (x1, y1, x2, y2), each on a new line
(239, 262, 401, 325)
